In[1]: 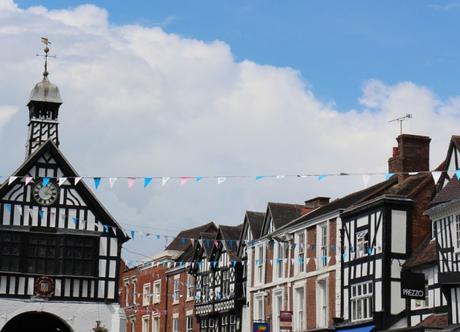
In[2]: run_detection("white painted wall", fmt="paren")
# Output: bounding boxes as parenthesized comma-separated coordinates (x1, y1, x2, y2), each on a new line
(0, 298, 126, 332)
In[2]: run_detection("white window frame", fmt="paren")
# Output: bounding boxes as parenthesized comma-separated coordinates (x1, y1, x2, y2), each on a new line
(186, 314, 193, 332)
(356, 230, 369, 258)
(152, 314, 160, 332)
(141, 315, 150, 332)
(186, 274, 194, 301)
(294, 286, 305, 331)
(173, 275, 180, 304)
(455, 214, 460, 252)
(295, 231, 306, 274)
(350, 281, 373, 322)
(153, 280, 161, 304)
(254, 293, 264, 322)
(142, 283, 150, 306)
(124, 280, 130, 306)
(255, 244, 265, 285)
(317, 222, 329, 269)
(272, 289, 284, 332)
(172, 317, 179, 332)
(316, 277, 328, 328)
(132, 278, 138, 305)
(273, 242, 284, 280)
(130, 319, 136, 332)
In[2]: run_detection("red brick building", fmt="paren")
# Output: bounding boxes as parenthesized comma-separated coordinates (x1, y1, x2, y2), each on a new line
(121, 222, 217, 332)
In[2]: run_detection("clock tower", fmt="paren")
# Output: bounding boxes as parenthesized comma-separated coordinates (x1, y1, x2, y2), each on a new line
(25, 41, 62, 157)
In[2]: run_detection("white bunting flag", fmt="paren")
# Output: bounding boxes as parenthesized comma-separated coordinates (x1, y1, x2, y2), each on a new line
(25, 176, 33, 185)
(162, 177, 170, 186)
(217, 177, 226, 184)
(432, 171, 442, 184)
(362, 175, 370, 187)
(276, 175, 286, 179)
(8, 176, 18, 185)
(109, 178, 117, 188)
(58, 177, 67, 186)
(16, 206, 22, 216)
(112, 226, 117, 235)
(74, 177, 82, 185)
(408, 172, 419, 175)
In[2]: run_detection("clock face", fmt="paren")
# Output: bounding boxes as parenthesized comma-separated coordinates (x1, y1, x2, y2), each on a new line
(32, 181, 59, 206)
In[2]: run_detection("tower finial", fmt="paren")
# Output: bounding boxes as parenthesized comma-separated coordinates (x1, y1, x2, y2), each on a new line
(37, 37, 55, 79)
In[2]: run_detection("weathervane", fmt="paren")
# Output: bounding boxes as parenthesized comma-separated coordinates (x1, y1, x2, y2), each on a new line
(36, 37, 56, 79)
(389, 113, 412, 136)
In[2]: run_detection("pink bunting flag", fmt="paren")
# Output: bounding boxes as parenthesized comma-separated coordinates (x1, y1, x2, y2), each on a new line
(180, 177, 191, 185)
(25, 176, 33, 185)
(128, 177, 136, 189)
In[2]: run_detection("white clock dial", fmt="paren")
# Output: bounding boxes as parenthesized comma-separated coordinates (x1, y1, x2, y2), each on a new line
(32, 182, 59, 206)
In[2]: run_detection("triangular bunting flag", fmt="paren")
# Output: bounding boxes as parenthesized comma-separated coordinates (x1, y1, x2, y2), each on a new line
(74, 177, 82, 185)
(109, 178, 117, 188)
(456, 170, 460, 180)
(276, 175, 286, 179)
(362, 175, 370, 187)
(103, 224, 109, 233)
(4, 204, 11, 214)
(195, 176, 204, 182)
(318, 174, 327, 181)
(71, 217, 78, 225)
(93, 177, 101, 189)
(38, 210, 44, 219)
(180, 177, 191, 185)
(432, 171, 442, 184)
(255, 176, 265, 180)
(130, 230, 135, 239)
(161, 177, 170, 186)
(127, 177, 136, 189)
(143, 177, 153, 188)
(384, 172, 394, 180)
(408, 172, 419, 175)
(25, 176, 33, 185)
(217, 177, 226, 184)
(16, 206, 22, 215)
(8, 176, 18, 185)
(58, 177, 67, 186)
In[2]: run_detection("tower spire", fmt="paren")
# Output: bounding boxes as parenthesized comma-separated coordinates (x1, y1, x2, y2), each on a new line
(26, 38, 62, 157)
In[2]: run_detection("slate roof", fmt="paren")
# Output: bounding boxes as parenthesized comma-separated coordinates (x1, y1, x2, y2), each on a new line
(166, 221, 217, 252)
(430, 177, 460, 207)
(246, 211, 265, 239)
(267, 202, 311, 232)
(220, 224, 243, 260)
(404, 236, 437, 268)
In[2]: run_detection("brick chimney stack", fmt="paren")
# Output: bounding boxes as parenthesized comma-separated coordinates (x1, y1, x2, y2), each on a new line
(388, 134, 431, 182)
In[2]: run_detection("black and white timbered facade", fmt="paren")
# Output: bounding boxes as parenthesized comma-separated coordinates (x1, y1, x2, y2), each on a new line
(426, 135, 460, 327)
(191, 225, 244, 332)
(0, 57, 128, 332)
(340, 196, 414, 330)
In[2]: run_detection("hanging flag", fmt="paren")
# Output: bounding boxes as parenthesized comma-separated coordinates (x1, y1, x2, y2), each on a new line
(255, 176, 265, 180)
(25, 176, 33, 185)
(318, 174, 327, 181)
(42, 177, 50, 187)
(143, 177, 153, 188)
(58, 177, 67, 186)
(432, 171, 442, 184)
(8, 176, 18, 185)
(408, 172, 419, 175)
(16, 206, 22, 216)
(161, 177, 170, 186)
(456, 170, 460, 180)
(109, 177, 118, 188)
(156, 234, 161, 240)
(128, 177, 136, 189)
(384, 172, 394, 180)
(217, 177, 226, 184)
(71, 217, 78, 225)
(180, 177, 191, 185)
(74, 177, 82, 185)
(93, 177, 101, 189)
(195, 176, 204, 182)
(276, 175, 286, 179)
(38, 210, 44, 219)
(4, 204, 11, 214)
(103, 224, 109, 233)
(130, 230, 135, 239)
(362, 175, 370, 187)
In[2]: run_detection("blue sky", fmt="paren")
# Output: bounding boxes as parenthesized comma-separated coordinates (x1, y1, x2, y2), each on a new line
(16, 0, 460, 110)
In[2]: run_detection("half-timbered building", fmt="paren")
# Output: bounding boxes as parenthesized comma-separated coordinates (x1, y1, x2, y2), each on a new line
(339, 134, 437, 331)
(0, 51, 129, 331)
(426, 135, 460, 327)
(191, 224, 244, 332)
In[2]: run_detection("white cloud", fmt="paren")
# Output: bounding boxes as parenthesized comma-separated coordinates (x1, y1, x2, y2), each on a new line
(1, 1, 460, 261)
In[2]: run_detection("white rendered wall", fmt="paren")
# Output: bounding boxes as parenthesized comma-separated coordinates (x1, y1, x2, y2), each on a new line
(0, 298, 126, 332)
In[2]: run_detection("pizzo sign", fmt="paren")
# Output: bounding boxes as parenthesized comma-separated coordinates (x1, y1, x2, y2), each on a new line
(400, 271, 426, 300)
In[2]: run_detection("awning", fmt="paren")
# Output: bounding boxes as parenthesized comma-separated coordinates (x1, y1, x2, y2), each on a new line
(337, 325, 375, 332)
